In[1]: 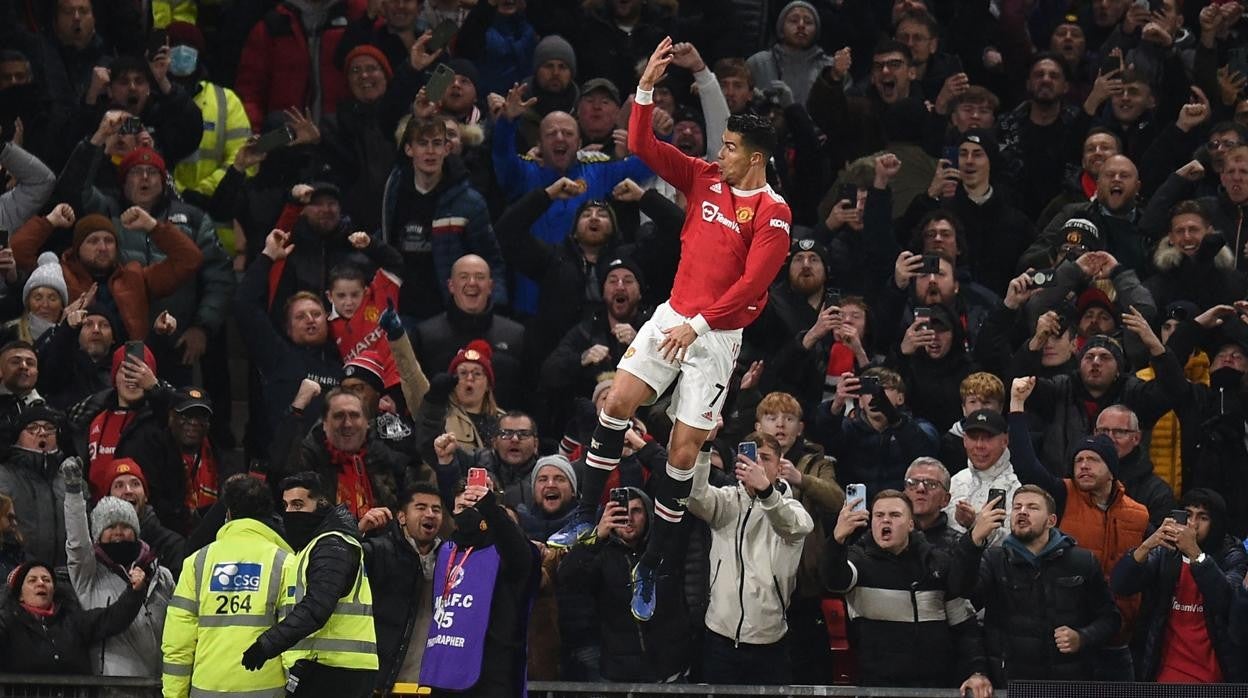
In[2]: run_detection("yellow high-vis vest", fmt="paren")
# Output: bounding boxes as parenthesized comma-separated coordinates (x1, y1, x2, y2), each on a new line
(279, 530, 379, 671)
(161, 518, 293, 698)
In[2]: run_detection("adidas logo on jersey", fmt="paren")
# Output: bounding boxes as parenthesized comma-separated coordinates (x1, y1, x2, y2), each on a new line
(709, 182, 722, 193)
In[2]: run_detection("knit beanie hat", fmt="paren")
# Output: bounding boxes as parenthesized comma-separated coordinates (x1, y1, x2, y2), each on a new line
(1078, 334, 1124, 371)
(23, 252, 68, 306)
(533, 35, 577, 77)
(118, 146, 167, 183)
(448, 340, 495, 386)
(72, 214, 119, 255)
(345, 44, 393, 80)
(111, 343, 157, 380)
(1071, 434, 1119, 477)
(89, 457, 150, 505)
(343, 350, 387, 394)
(6, 559, 54, 598)
(445, 58, 480, 88)
(603, 256, 645, 293)
(17, 403, 62, 432)
(776, 1, 821, 40)
(90, 496, 141, 541)
(531, 454, 578, 495)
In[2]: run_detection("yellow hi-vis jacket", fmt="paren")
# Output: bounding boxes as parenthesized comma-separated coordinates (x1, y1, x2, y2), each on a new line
(162, 518, 294, 698)
(279, 530, 379, 671)
(174, 80, 252, 199)
(152, 0, 197, 28)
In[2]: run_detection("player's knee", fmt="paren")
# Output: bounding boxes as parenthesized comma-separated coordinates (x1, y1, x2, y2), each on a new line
(668, 440, 701, 470)
(602, 385, 642, 420)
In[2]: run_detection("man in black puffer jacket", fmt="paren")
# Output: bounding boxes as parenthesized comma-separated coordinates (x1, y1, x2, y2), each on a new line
(949, 484, 1121, 685)
(1110, 488, 1248, 682)
(824, 488, 991, 695)
(557, 486, 692, 682)
(360, 483, 444, 692)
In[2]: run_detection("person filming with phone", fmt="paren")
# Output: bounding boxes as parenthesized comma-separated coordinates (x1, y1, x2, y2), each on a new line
(683, 430, 812, 685)
(824, 488, 993, 697)
(558, 485, 693, 682)
(1110, 489, 1247, 682)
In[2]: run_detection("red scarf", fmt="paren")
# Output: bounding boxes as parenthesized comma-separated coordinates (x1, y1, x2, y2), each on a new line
(21, 602, 56, 618)
(325, 438, 374, 518)
(87, 409, 137, 498)
(182, 441, 219, 511)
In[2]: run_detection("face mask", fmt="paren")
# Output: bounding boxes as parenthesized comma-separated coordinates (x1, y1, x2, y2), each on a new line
(99, 540, 141, 567)
(282, 510, 323, 550)
(1211, 366, 1244, 392)
(169, 45, 199, 77)
(451, 508, 488, 546)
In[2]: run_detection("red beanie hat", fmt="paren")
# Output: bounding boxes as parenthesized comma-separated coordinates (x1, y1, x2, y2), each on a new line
(343, 350, 387, 393)
(88, 457, 150, 502)
(111, 343, 157, 380)
(118, 147, 168, 183)
(165, 21, 205, 52)
(344, 44, 393, 80)
(448, 340, 495, 386)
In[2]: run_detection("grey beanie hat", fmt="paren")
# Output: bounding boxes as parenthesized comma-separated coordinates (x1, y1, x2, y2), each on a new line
(531, 454, 578, 495)
(23, 252, 68, 306)
(90, 496, 140, 541)
(533, 35, 577, 77)
(776, 1, 821, 40)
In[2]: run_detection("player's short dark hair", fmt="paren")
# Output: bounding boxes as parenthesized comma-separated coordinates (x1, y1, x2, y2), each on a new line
(725, 113, 777, 159)
(873, 39, 913, 65)
(398, 482, 442, 511)
(222, 473, 274, 521)
(0, 340, 34, 358)
(328, 264, 368, 286)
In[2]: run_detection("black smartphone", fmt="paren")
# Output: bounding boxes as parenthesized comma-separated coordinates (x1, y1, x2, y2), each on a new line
(988, 488, 1007, 511)
(428, 19, 459, 52)
(1100, 51, 1124, 76)
(0, 229, 9, 247)
(838, 183, 857, 205)
(942, 144, 959, 166)
(253, 126, 295, 154)
(920, 254, 941, 274)
(125, 340, 145, 363)
(610, 487, 630, 510)
(120, 116, 144, 135)
(858, 375, 881, 394)
(1169, 509, 1189, 525)
(1030, 268, 1056, 287)
(824, 288, 841, 309)
(146, 29, 169, 58)
(426, 63, 456, 103)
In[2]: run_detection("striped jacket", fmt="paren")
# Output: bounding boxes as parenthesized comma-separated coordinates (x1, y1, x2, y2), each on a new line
(824, 531, 987, 687)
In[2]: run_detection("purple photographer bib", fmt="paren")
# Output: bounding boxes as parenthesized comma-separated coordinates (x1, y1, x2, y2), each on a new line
(418, 543, 500, 691)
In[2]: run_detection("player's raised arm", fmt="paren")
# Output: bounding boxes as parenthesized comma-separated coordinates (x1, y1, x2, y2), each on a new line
(629, 37, 699, 193)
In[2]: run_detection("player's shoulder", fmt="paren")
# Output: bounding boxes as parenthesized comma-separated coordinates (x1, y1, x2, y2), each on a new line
(761, 184, 790, 209)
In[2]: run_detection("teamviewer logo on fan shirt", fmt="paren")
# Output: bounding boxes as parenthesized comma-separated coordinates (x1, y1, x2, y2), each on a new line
(700, 201, 719, 222)
(209, 563, 263, 592)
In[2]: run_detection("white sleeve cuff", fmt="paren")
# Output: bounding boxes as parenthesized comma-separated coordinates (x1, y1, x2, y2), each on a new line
(689, 314, 711, 336)
(635, 87, 654, 105)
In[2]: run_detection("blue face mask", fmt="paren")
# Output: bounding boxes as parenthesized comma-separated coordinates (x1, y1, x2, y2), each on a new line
(169, 45, 198, 77)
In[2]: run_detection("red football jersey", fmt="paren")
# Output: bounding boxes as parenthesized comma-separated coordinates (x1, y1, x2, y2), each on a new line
(329, 269, 401, 387)
(628, 95, 791, 332)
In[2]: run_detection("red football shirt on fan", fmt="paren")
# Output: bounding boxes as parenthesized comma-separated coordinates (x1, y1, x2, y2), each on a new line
(628, 92, 791, 333)
(1156, 560, 1222, 683)
(329, 268, 402, 387)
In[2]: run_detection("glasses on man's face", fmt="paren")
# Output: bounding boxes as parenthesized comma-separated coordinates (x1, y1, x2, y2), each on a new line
(1094, 427, 1138, 439)
(497, 429, 535, 440)
(872, 59, 907, 73)
(1208, 139, 1242, 151)
(456, 370, 486, 381)
(904, 477, 945, 491)
(23, 422, 56, 436)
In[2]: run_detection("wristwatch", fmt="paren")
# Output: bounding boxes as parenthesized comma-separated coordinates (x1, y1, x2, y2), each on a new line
(1192, 552, 1207, 565)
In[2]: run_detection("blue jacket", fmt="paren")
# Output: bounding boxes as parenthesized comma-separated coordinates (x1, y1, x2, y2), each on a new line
(490, 116, 651, 314)
(380, 157, 508, 314)
(811, 404, 939, 498)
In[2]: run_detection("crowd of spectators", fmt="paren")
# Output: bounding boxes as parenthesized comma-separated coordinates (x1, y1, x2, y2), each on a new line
(0, 0, 1246, 693)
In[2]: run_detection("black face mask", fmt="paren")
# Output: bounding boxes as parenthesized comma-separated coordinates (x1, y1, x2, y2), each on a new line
(99, 540, 141, 567)
(451, 508, 489, 547)
(282, 511, 323, 551)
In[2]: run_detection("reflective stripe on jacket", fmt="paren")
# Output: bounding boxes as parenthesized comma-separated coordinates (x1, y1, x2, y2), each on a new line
(279, 530, 379, 670)
(161, 518, 293, 698)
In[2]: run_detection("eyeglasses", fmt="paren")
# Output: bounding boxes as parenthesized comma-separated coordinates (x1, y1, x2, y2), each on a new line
(871, 59, 907, 73)
(1094, 427, 1138, 439)
(456, 370, 486, 381)
(497, 429, 535, 440)
(1208, 139, 1242, 151)
(22, 423, 56, 436)
(904, 477, 945, 491)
